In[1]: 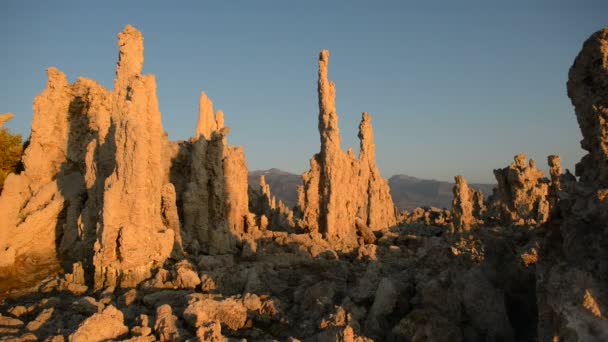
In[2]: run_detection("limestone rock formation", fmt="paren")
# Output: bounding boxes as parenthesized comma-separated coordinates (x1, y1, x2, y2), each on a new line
(399, 207, 451, 227)
(490, 154, 550, 226)
(0, 67, 111, 286)
(70, 305, 128, 341)
(547, 155, 563, 214)
(297, 51, 397, 249)
(180, 92, 251, 255)
(250, 175, 295, 231)
(536, 27, 608, 341)
(0, 25, 252, 289)
(472, 190, 487, 220)
(93, 25, 175, 289)
(451, 175, 474, 232)
(567, 29, 608, 188)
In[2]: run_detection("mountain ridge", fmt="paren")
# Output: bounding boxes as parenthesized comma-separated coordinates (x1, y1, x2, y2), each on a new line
(248, 168, 496, 211)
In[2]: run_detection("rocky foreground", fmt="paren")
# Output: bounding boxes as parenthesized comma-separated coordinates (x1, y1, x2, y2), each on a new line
(0, 26, 607, 341)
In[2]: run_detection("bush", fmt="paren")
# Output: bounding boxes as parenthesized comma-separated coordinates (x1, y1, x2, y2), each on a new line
(0, 127, 23, 192)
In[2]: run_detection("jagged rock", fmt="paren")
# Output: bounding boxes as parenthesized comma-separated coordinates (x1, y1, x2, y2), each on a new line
(25, 307, 53, 332)
(161, 183, 183, 257)
(196, 320, 227, 342)
(400, 207, 451, 227)
(173, 260, 201, 289)
(0, 314, 24, 335)
(490, 154, 550, 226)
(451, 175, 475, 232)
(547, 155, 563, 213)
(297, 51, 396, 250)
(472, 190, 487, 221)
(69, 305, 128, 342)
(196, 92, 219, 140)
(180, 93, 251, 255)
(153, 304, 180, 342)
(250, 175, 295, 231)
(183, 298, 247, 331)
(223, 145, 250, 238)
(355, 218, 376, 245)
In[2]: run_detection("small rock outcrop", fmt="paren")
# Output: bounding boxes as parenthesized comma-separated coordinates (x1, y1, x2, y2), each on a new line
(451, 175, 474, 232)
(69, 305, 128, 341)
(472, 190, 487, 221)
(297, 51, 397, 249)
(490, 154, 550, 226)
(547, 155, 563, 213)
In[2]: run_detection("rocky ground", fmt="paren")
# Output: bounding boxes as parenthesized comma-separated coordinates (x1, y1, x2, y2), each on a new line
(0, 223, 542, 341)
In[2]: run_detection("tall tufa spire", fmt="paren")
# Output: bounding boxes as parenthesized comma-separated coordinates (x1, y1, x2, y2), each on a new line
(317, 50, 340, 154)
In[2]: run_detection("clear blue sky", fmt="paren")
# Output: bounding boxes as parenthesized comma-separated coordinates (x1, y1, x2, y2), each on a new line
(1, 1, 606, 183)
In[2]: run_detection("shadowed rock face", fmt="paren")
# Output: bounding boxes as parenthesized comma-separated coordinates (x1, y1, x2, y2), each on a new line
(568, 28, 608, 188)
(297, 51, 397, 250)
(536, 27, 608, 342)
(178, 92, 251, 256)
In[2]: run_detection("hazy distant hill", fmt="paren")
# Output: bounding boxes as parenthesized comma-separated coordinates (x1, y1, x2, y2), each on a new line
(248, 169, 495, 211)
(388, 174, 495, 211)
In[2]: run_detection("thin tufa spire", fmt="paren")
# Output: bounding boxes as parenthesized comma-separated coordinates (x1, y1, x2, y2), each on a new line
(317, 50, 340, 154)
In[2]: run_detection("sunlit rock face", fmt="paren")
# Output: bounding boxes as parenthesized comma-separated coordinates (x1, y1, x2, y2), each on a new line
(0, 25, 253, 289)
(451, 175, 474, 233)
(297, 50, 397, 250)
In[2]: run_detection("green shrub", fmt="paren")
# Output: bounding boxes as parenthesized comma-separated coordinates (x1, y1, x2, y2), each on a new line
(0, 127, 23, 192)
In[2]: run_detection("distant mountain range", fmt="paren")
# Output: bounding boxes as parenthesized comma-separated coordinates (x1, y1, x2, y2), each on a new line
(248, 169, 495, 211)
